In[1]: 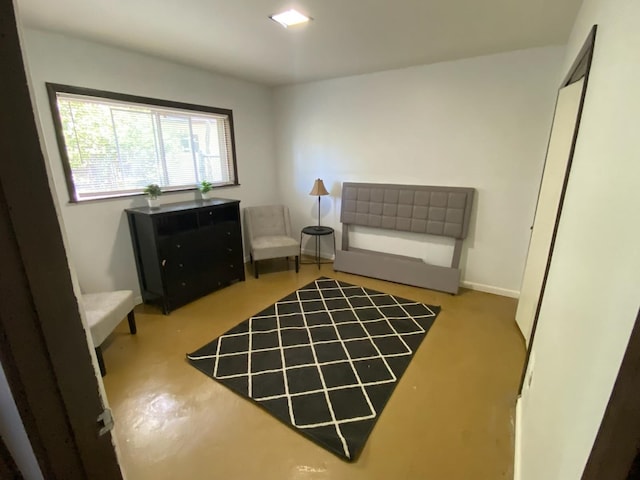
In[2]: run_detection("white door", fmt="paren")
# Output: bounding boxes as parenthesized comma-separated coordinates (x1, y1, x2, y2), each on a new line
(516, 78, 585, 345)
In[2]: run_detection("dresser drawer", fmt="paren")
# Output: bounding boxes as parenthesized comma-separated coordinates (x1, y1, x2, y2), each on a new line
(217, 259, 245, 284)
(198, 208, 218, 227)
(218, 241, 241, 260)
(159, 231, 201, 263)
(215, 222, 241, 243)
(161, 256, 198, 279)
(165, 275, 202, 309)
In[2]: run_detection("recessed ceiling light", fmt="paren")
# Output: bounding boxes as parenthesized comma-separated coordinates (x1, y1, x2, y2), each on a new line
(270, 9, 311, 28)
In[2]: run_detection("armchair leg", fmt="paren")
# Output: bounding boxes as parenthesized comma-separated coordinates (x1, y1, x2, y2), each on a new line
(250, 253, 253, 264)
(95, 346, 106, 377)
(255, 260, 259, 279)
(127, 310, 137, 334)
(295, 255, 299, 273)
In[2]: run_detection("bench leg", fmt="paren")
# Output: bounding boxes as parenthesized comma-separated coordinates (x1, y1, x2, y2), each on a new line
(95, 346, 106, 377)
(127, 310, 137, 335)
(255, 260, 259, 279)
(295, 255, 299, 273)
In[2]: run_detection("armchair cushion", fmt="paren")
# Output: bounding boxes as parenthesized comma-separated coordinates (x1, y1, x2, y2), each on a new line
(82, 290, 135, 347)
(251, 235, 299, 261)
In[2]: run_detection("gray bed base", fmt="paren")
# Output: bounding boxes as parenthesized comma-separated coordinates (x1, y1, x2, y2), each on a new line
(333, 182, 474, 294)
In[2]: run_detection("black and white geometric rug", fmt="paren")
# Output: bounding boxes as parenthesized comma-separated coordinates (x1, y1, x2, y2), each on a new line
(186, 277, 440, 461)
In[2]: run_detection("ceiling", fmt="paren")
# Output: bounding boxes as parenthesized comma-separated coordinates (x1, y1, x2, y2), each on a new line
(16, 0, 583, 86)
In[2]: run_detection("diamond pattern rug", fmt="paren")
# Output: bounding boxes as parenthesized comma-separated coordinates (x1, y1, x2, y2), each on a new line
(186, 277, 440, 461)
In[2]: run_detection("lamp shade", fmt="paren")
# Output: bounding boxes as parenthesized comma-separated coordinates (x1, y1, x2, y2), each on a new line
(309, 178, 329, 196)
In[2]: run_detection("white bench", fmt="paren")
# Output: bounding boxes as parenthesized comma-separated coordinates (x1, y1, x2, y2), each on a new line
(81, 290, 136, 376)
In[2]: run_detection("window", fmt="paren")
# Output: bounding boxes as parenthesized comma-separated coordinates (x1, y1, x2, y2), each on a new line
(46, 84, 239, 202)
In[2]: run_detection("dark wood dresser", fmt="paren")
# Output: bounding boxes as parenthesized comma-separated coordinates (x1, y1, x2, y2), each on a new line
(126, 198, 245, 314)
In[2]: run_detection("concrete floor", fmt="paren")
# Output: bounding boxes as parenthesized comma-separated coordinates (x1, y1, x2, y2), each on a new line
(102, 261, 525, 480)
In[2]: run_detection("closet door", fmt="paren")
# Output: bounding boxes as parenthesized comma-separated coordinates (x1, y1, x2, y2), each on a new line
(516, 78, 585, 345)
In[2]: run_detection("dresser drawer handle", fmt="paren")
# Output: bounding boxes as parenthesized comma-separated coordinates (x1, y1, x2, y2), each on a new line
(176, 244, 181, 248)
(162, 259, 166, 267)
(230, 264, 234, 268)
(226, 231, 231, 236)
(181, 282, 186, 287)
(179, 263, 183, 268)
(227, 247, 232, 252)
(209, 211, 213, 216)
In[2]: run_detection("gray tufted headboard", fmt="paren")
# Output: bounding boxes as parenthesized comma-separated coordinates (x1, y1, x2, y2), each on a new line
(334, 182, 475, 294)
(340, 183, 474, 239)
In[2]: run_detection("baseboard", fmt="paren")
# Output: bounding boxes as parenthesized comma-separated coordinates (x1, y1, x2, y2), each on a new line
(300, 247, 335, 261)
(460, 281, 520, 298)
(514, 397, 523, 480)
(242, 250, 334, 264)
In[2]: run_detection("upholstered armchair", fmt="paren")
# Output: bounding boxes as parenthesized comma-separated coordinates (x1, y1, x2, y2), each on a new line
(80, 290, 137, 376)
(244, 205, 300, 278)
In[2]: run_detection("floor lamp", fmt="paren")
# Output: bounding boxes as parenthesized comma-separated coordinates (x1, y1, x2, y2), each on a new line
(309, 178, 329, 228)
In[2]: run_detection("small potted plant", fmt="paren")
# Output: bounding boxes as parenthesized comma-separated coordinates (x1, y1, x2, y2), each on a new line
(199, 180, 214, 200)
(143, 183, 162, 208)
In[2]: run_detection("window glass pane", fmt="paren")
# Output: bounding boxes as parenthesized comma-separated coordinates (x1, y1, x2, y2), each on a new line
(111, 108, 160, 189)
(192, 117, 229, 183)
(59, 100, 119, 195)
(49, 85, 238, 201)
(159, 114, 197, 187)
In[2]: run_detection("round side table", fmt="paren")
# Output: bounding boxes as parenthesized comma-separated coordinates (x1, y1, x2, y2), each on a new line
(300, 226, 336, 269)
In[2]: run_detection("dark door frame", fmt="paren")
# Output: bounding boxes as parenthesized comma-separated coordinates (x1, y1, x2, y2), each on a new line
(0, 1, 122, 478)
(581, 310, 640, 479)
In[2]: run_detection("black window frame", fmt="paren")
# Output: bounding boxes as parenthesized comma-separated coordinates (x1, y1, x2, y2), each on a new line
(46, 83, 240, 203)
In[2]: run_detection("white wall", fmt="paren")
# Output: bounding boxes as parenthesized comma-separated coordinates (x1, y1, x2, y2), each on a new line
(517, 1, 640, 479)
(22, 29, 279, 297)
(274, 47, 565, 297)
(0, 362, 44, 480)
